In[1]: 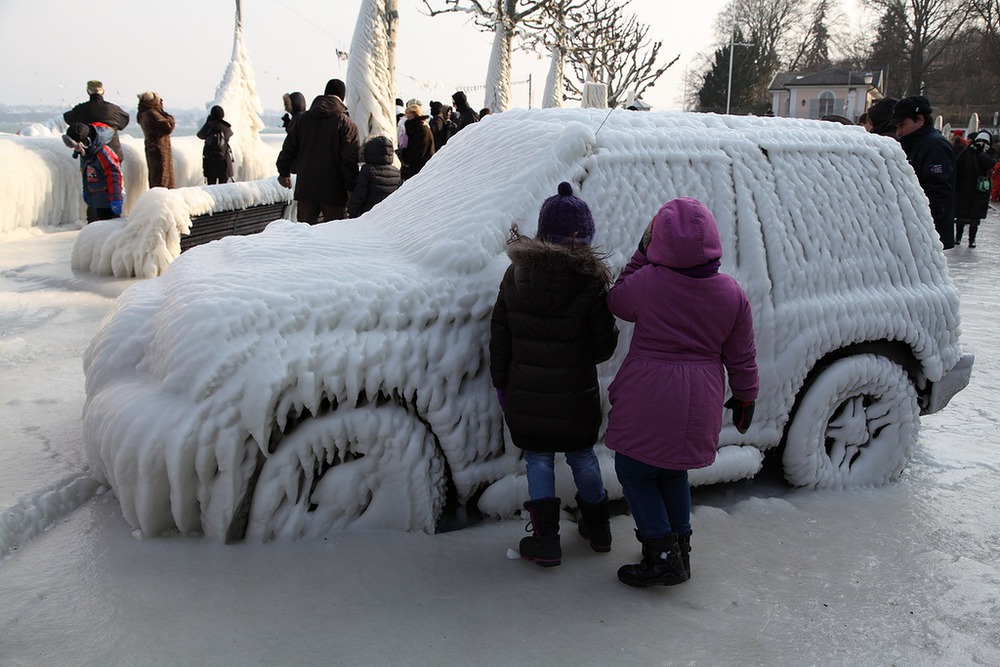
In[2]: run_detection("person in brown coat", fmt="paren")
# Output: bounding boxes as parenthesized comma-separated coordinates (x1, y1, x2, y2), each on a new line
(137, 91, 176, 189)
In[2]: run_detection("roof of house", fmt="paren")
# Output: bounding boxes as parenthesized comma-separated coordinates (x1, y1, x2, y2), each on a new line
(768, 67, 883, 92)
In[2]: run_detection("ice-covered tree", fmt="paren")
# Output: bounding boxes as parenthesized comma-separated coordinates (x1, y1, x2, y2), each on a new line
(347, 0, 400, 142)
(211, 0, 270, 181)
(423, 0, 549, 113)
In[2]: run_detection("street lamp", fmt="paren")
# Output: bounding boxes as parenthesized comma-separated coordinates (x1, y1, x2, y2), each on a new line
(725, 20, 753, 114)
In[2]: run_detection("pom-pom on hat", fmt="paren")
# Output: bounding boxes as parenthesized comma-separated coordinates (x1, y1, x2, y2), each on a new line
(536, 182, 595, 246)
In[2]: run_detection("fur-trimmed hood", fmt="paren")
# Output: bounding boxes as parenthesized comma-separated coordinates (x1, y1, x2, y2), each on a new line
(506, 235, 612, 284)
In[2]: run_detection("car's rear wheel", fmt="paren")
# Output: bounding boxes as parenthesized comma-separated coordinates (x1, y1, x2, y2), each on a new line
(244, 402, 447, 540)
(782, 354, 919, 488)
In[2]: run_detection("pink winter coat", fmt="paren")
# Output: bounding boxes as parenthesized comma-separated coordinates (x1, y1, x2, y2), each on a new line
(605, 198, 758, 470)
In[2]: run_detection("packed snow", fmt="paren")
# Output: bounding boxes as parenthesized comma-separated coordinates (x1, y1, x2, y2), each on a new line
(1, 221, 998, 665)
(75, 109, 971, 542)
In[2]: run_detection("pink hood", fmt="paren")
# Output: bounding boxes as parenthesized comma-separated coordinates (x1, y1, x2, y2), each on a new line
(646, 197, 723, 269)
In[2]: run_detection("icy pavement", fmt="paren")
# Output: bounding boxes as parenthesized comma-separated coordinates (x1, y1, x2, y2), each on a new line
(1, 212, 999, 665)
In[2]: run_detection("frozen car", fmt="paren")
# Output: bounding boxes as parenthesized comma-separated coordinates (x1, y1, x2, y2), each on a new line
(82, 108, 973, 541)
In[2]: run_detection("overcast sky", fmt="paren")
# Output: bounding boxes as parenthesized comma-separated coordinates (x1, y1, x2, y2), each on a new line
(0, 0, 745, 112)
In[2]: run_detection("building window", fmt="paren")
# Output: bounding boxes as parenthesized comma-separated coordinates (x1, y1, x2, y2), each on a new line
(818, 91, 835, 117)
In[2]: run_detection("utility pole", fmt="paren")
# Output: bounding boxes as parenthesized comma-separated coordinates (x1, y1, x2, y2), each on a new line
(725, 18, 753, 115)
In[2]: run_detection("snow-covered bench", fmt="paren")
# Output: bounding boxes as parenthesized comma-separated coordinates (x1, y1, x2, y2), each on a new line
(72, 179, 292, 278)
(181, 200, 288, 252)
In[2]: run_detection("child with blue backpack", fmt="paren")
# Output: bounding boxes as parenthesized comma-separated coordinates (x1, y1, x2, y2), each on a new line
(63, 121, 124, 222)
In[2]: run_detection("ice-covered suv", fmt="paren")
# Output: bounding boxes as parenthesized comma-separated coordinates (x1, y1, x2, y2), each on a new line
(82, 108, 973, 541)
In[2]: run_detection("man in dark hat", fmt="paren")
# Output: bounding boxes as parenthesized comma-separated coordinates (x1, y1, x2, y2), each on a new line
(63, 80, 130, 161)
(891, 95, 956, 249)
(276, 78, 360, 223)
(865, 97, 898, 138)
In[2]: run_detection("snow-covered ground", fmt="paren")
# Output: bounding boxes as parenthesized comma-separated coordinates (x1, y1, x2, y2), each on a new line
(1, 207, 998, 664)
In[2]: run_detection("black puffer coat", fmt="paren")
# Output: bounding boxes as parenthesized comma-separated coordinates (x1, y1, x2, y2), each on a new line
(490, 236, 619, 452)
(348, 135, 401, 217)
(955, 144, 996, 221)
(276, 94, 359, 204)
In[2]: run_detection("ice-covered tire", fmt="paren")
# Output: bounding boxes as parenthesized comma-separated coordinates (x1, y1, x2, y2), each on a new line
(244, 403, 446, 540)
(782, 354, 919, 488)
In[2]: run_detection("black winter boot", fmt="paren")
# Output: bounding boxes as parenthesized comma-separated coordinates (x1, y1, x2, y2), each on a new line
(576, 494, 612, 553)
(677, 531, 692, 575)
(617, 532, 689, 587)
(969, 223, 978, 248)
(520, 497, 562, 567)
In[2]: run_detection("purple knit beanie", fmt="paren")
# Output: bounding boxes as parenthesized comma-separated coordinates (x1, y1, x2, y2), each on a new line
(536, 182, 595, 246)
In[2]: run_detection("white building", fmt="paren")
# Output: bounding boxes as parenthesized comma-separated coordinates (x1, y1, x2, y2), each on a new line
(768, 68, 884, 123)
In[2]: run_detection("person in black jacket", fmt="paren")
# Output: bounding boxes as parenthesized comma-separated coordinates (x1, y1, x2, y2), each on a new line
(451, 90, 479, 132)
(892, 96, 956, 249)
(276, 79, 360, 223)
(196, 105, 234, 185)
(955, 131, 997, 248)
(64, 80, 130, 161)
(347, 135, 401, 217)
(490, 182, 619, 568)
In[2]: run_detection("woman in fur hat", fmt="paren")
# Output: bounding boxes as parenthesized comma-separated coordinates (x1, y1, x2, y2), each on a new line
(137, 91, 176, 189)
(490, 182, 619, 568)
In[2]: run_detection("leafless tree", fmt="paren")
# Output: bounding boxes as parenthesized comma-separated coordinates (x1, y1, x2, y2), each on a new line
(422, 0, 549, 112)
(556, 0, 679, 108)
(862, 0, 972, 96)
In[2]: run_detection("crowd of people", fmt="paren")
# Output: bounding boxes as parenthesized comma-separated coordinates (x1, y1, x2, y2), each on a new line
(275, 82, 482, 223)
(56, 75, 486, 225)
(850, 95, 997, 250)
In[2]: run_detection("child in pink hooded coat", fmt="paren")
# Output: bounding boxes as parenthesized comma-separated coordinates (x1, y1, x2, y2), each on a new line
(606, 197, 759, 587)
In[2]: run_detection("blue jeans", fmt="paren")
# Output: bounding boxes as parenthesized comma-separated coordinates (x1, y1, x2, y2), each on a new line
(524, 449, 606, 504)
(614, 452, 691, 538)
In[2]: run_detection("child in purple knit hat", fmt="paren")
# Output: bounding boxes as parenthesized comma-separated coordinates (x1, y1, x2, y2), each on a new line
(489, 181, 619, 567)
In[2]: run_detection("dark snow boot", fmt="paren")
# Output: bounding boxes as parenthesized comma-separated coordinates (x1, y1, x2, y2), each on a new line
(617, 532, 689, 587)
(969, 224, 978, 248)
(576, 493, 612, 553)
(677, 531, 692, 575)
(520, 497, 562, 567)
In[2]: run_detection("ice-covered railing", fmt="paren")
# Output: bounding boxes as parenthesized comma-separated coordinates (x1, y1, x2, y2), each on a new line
(71, 178, 292, 279)
(0, 134, 283, 235)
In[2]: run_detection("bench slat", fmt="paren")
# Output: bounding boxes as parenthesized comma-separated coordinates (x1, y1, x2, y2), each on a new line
(182, 202, 288, 252)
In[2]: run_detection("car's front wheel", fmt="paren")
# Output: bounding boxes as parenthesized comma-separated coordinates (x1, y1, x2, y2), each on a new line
(244, 401, 447, 540)
(782, 354, 919, 488)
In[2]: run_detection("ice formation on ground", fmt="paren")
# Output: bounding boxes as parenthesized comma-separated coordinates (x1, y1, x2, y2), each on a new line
(81, 108, 969, 541)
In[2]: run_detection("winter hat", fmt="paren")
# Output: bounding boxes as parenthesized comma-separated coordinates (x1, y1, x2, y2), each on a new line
(86, 80, 104, 95)
(647, 197, 723, 269)
(138, 91, 157, 105)
(66, 122, 91, 143)
(210, 105, 225, 120)
(866, 97, 897, 129)
(430, 100, 443, 116)
(974, 130, 992, 146)
(325, 78, 346, 99)
(536, 182, 595, 246)
(891, 96, 932, 124)
(452, 91, 468, 107)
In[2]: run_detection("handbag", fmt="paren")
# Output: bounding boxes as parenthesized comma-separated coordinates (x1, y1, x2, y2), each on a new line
(977, 176, 991, 193)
